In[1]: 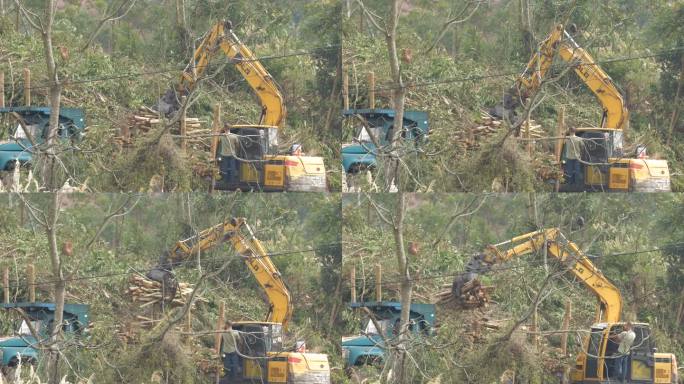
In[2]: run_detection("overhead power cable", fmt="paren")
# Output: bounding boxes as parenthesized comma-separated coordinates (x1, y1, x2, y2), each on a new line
(0, 242, 341, 290)
(3, 45, 340, 93)
(346, 241, 684, 287)
(363, 46, 684, 92)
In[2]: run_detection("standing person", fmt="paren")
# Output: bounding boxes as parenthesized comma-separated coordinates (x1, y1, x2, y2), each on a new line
(222, 321, 243, 381)
(218, 125, 240, 184)
(563, 127, 584, 186)
(610, 322, 636, 383)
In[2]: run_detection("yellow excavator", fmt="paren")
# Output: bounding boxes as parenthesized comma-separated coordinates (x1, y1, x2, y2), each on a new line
(453, 228, 679, 383)
(496, 24, 670, 192)
(148, 218, 331, 383)
(157, 20, 326, 192)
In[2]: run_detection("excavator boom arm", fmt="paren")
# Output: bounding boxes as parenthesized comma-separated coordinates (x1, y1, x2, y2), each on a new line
(223, 220, 293, 328)
(509, 24, 627, 130)
(173, 20, 286, 127)
(475, 228, 622, 323)
(161, 218, 293, 329)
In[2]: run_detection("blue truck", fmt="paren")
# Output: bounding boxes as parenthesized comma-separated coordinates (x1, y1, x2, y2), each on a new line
(342, 109, 429, 174)
(341, 301, 435, 367)
(0, 302, 89, 367)
(0, 107, 86, 171)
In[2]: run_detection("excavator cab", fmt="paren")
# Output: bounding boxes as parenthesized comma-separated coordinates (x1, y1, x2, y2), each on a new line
(571, 322, 672, 383)
(232, 321, 330, 384)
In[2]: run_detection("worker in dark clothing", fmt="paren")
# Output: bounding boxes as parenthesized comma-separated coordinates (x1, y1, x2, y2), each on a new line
(563, 127, 584, 186)
(221, 321, 243, 381)
(218, 127, 240, 184)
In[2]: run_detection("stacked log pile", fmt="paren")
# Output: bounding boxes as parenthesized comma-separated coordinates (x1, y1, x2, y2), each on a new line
(453, 112, 545, 152)
(127, 274, 207, 309)
(115, 107, 205, 146)
(434, 278, 495, 308)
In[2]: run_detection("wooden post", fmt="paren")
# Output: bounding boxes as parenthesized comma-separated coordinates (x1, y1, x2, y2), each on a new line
(368, 72, 375, 109)
(342, 71, 349, 110)
(209, 104, 221, 193)
(120, 121, 130, 144)
(185, 307, 192, 342)
(531, 307, 539, 351)
(375, 264, 382, 302)
(525, 119, 532, 156)
(0, 72, 4, 108)
(350, 265, 356, 303)
(23, 68, 30, 106)
(560, 300, 572, 357)
(3, 267, 9, 304)
(179, 96, 187, 152)
(555, 106, 565, 192)
(27, 264, 35, 302)
(214, 301, 225, 354)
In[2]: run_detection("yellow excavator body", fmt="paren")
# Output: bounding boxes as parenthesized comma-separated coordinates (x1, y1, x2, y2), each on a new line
(505, 24, 671, 192)
(459, 229, 679, 383)
(160, 219, 331, 383)
(236, 154, 327, 192)
(169, 21, 327, 192)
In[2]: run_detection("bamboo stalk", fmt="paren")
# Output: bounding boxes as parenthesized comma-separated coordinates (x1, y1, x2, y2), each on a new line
(23, 68, 30, 106)
(27, 264, 35, 302)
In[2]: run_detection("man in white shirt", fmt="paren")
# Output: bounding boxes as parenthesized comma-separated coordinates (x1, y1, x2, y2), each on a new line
(610, 322, 636, 382)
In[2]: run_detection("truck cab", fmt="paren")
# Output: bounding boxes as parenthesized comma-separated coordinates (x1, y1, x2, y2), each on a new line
(342, 109, 429, 174)
(0, 302, 89, 367)
(0, 107, 86, 171)
(341, 301, 435, 367)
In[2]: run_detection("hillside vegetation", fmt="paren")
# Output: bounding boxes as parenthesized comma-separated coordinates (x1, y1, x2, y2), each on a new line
(341, 193, 684, 383)
(0, 193, 343, 383)
(342, 0, 684, 192)
(0, 0, 341, 191)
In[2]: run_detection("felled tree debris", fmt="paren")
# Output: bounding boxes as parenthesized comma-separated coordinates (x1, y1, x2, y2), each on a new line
(452, 111, 545, 152)
(434, 278, 495, 308)
(535, 153, 564, 181)
(115, 107, 205, 145)
(127, 274, 207, 309)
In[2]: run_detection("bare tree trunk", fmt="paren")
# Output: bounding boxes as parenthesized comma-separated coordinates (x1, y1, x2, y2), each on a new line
(519, 0, 533, 56)
(41, 0, 61, 190)
(667, 57, 683, 146)
(46, 192, 65, 384)
(383, 0, 405, 191)
(391, 193, 411, 383)
(175, 0, 190, 53)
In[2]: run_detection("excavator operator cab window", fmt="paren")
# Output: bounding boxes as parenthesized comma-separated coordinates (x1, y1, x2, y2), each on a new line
(578, 131, 610, 164)
(231, 128, 269, 160)
(611, 131, 624, 157)
(235, 324, 283, 357)
(584, 327, 604, 379)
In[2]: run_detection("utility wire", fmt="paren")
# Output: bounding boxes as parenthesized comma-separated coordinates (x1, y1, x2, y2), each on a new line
(361, 46, 684, 92)
(345, 241, 684, 287)
(0, 242, 341, 290)
(2, 45, 340, 93)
